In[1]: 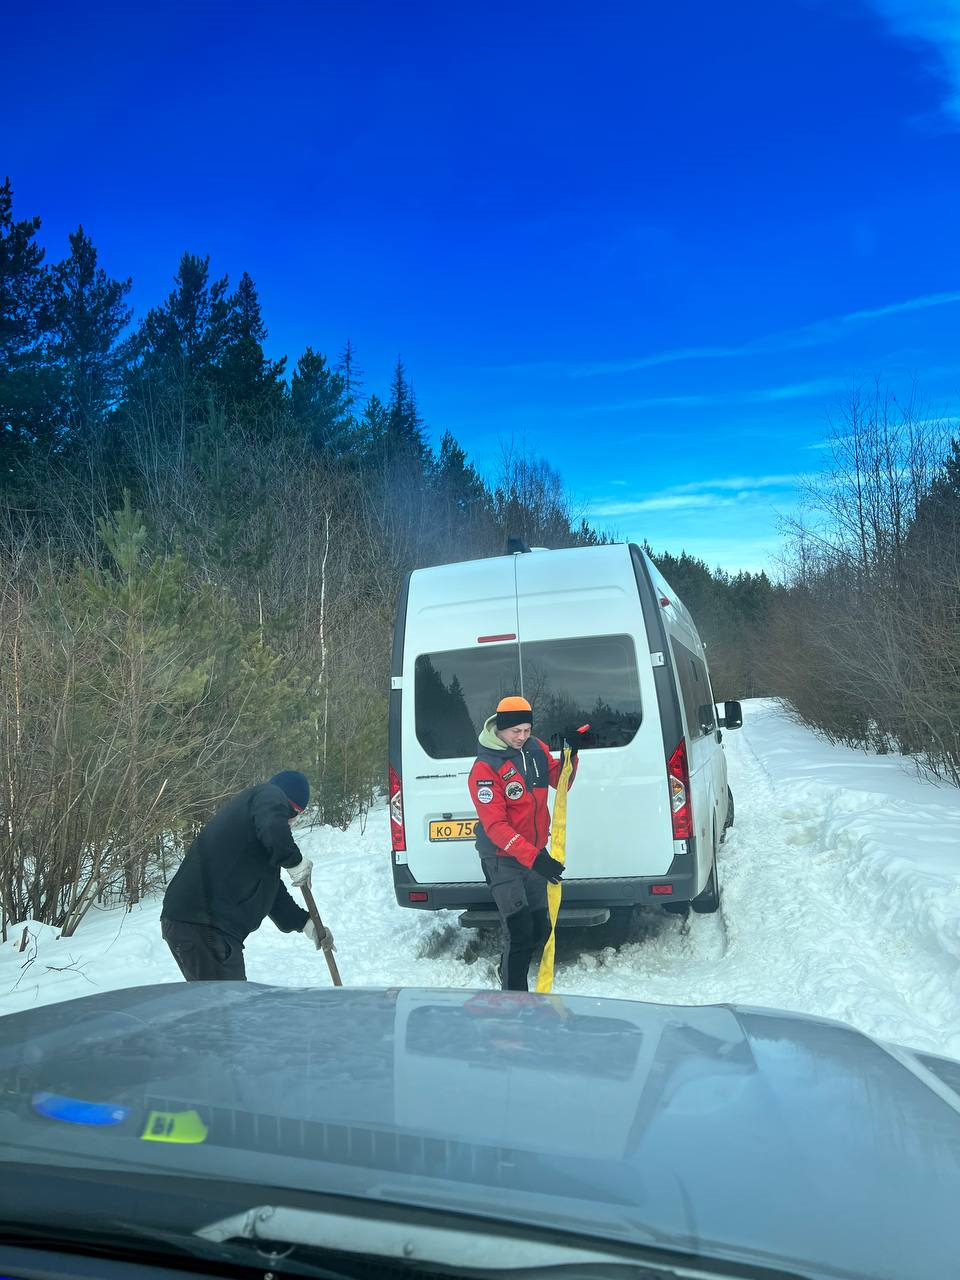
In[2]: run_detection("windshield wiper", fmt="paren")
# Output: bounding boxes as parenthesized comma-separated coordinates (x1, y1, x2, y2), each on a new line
(0, 1216, 363, 1280)
(197, 1205, 782, 1280)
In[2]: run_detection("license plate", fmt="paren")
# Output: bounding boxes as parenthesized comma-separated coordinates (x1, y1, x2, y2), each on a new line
(429, 818, 477, 841)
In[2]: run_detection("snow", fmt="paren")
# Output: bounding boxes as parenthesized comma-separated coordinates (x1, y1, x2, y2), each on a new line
(4, 698, 960, 1060)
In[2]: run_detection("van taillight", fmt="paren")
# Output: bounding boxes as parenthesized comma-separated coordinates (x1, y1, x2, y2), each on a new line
(667, 739, 692, 839)
(389, 766, 406, 851)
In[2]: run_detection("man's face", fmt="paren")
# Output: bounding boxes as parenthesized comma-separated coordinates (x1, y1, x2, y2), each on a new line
(497, 722, 532, 749)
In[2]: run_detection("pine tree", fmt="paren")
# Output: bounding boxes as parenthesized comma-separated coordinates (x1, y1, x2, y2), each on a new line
(58, 494, 311, 913)
(0, 178, 58, 477)
(291, 347, 355, 458)
(358, 392, 388, 460)
(912, 436, 960, 544)
(129, 252, 232, 422)
(51, 225, 132, 450)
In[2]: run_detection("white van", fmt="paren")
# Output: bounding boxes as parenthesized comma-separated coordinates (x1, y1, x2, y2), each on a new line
(388, 542, 742, 928)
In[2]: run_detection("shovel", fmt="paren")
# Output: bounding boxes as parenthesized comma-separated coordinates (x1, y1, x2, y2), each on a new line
(301, 885, 342, 986)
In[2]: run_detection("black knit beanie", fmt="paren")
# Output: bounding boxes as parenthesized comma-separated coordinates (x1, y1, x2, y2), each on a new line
(268, 770, 310, 813)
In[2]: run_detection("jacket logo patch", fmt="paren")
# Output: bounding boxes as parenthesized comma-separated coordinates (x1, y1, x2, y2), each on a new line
(502, 767, 518, 780)
(475, 779, 494, 788)
(476, 786, 494, 804)
(504, 781, 524, 801)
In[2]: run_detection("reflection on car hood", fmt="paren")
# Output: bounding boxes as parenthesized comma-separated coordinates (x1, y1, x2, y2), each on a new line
(2, 983, 960, 1279)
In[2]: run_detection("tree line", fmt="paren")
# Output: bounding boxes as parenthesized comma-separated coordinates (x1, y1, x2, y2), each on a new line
(769, 384, 960, 784)
(650, 384, 960, 791)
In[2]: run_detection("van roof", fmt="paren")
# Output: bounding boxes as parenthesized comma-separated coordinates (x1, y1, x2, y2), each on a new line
(409, 542, 699, 635)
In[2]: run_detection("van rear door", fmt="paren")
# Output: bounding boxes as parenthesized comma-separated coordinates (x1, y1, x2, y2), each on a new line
(401, 556, 519, 886)
(513, 547, 675, 879)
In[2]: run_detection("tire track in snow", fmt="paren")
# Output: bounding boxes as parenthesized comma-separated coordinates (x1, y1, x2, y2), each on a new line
(547, 726, 960, 1056)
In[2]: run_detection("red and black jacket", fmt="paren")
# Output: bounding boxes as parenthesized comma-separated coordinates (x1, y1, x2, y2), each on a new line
(468, 728, 577, 869)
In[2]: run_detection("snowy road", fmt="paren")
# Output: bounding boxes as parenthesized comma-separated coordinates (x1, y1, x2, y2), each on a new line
(4, 700, 960, 1059)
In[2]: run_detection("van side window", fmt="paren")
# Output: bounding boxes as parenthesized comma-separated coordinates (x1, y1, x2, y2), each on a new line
(414, 635, 643, 759)
(670, 639, 716, 737)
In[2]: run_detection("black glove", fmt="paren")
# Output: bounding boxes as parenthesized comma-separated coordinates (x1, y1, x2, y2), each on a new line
(551, 726, 584, 763)
(533, 849, 565, 883)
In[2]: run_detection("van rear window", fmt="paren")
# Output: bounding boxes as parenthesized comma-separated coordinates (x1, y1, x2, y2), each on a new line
(415, 635, 643, 759)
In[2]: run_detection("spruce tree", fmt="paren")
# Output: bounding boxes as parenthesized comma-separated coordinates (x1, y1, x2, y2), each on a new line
(434, 430, 489, 516)
(336, 338, 364, 399)
(217, 270, 286, 424)
(385, 358, 429, 466)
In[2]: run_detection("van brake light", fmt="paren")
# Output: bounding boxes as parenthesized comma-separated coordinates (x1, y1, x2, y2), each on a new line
(667, 739, 692, 840)
(389, 766, 406, 851)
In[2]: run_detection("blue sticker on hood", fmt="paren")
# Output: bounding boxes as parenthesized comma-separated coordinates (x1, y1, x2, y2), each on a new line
(32, 1091, 129, 1126)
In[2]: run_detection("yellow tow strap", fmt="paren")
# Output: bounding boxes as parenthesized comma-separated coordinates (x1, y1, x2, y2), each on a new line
(536, 746, 573, 993)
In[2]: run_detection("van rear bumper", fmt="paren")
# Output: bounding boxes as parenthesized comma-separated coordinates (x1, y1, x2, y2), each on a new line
(393, 858, 699, 911)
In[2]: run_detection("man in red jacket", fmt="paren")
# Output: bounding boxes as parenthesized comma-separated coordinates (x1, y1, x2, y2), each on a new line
(468, 696, 578, 990)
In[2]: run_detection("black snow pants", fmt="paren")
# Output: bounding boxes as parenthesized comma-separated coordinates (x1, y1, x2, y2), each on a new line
(480, 854, 551, 991)
(161, 918, 247, 981)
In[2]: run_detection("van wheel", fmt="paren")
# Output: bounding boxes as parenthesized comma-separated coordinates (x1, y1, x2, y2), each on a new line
(720, 787, 734, 842)
(605, 906, 637, 947)
(691, 856, 721, 914)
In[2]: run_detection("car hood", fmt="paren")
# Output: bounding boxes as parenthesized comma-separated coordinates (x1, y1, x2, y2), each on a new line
(2, 983, 959, 1280)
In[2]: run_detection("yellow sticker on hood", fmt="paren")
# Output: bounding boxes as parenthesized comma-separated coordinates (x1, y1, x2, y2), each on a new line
(141, 1109, 208, 1144)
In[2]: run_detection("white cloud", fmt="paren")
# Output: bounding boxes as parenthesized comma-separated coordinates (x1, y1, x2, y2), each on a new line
(866, 1, 960, 123)
(508, 289, 960, 380)
(564, 345, 748, 377)
(839, 289, 960, 323)
(670, 474, 800, 493)
(582, 377, 844, 412)
(588, 473, 800, 520)
(590, 494, 733, 517)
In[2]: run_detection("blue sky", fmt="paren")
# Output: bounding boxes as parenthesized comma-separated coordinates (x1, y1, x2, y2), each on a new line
(5, 0, 960, 573)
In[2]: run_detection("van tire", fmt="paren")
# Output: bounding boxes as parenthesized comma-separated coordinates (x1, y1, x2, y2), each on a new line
(691, 854, 721, 914)
(605, 905, 637, 946)
(721, 787, 734, 840)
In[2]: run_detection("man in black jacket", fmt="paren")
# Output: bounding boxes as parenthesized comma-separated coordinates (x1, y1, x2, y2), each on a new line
(161, 770, 334, 981)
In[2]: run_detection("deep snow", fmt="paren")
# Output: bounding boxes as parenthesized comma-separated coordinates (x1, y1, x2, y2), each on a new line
(3, 699, 960, 1058)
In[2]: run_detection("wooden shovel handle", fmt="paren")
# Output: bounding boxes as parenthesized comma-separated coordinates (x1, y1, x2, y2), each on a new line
(301, 884, 342, 986)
